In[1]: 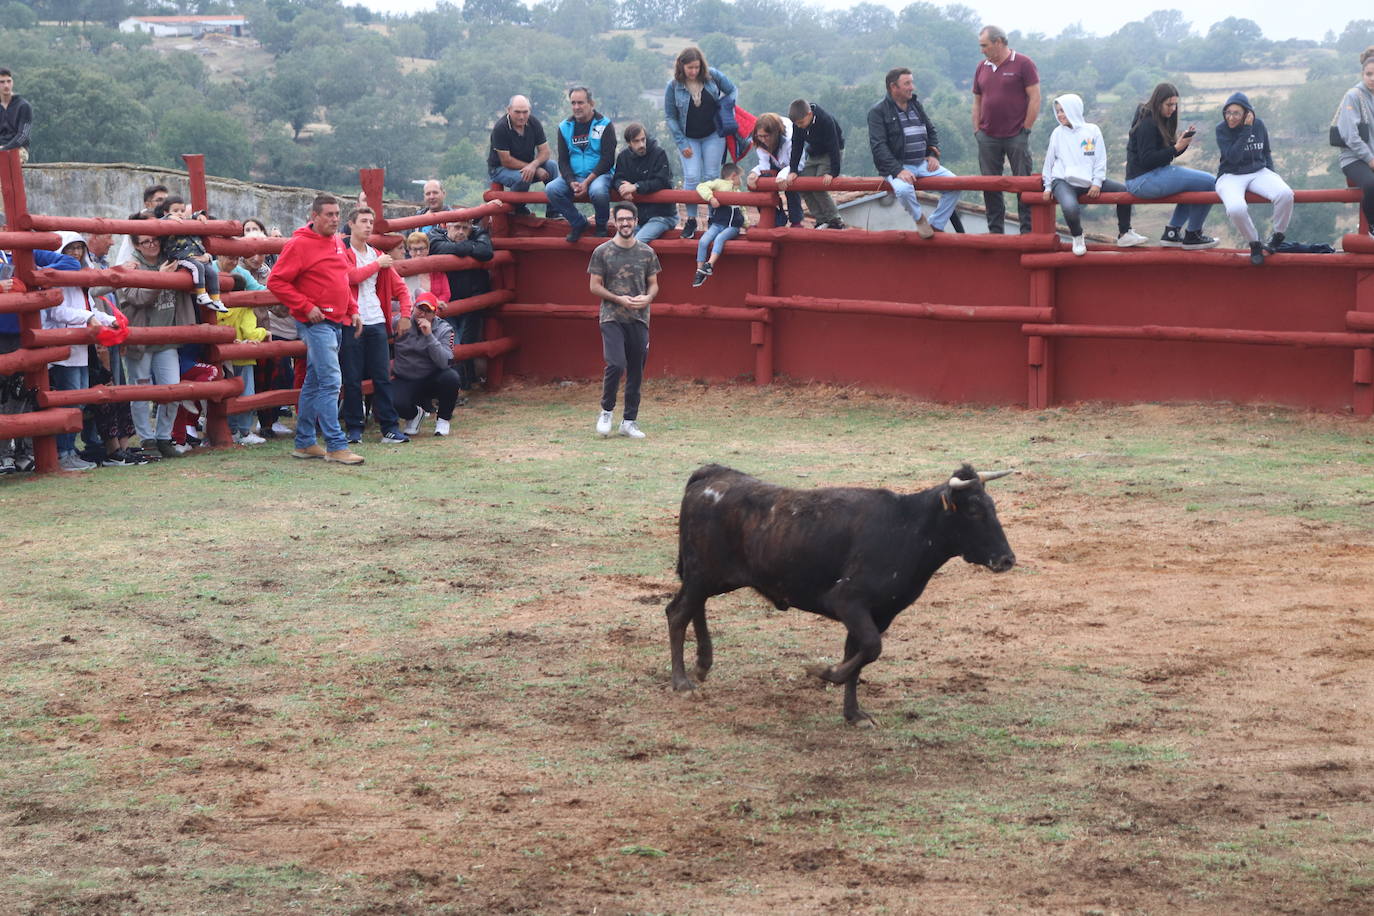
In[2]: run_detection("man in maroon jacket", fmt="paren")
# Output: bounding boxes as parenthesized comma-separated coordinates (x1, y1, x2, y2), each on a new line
(266, 194, 365, 465)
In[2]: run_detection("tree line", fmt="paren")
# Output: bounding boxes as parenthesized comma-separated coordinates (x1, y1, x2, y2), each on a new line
(5, 0, 1374, 240)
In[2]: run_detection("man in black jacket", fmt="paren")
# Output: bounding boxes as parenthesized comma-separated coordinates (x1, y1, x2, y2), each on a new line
(0, 69, 33, 164)
(429, 220, 494, 390)
(866, 68, 961, 237)
(784, 99, 845, 228)
(613, 123, 676, 242)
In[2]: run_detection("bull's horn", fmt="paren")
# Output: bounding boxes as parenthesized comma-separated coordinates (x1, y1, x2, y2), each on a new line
(947, 475, 976, 490)
(978, 469, 1015, 483)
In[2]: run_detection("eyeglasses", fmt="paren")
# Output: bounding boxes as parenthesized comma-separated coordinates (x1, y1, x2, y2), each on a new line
(613, 217, 636, 223)
(136, 239, 160, 247)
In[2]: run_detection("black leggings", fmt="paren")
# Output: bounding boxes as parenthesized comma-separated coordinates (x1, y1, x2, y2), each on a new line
(392, 368, 463, 421)
(1050, 178, 1133, 237)
(1342, 160, 1374, 229)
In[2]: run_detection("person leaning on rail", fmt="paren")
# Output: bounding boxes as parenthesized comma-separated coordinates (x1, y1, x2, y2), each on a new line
(1125, 82, 1219, 250)
(1040, 93, 1144, 256)
(1215, 92, 1293, 267)
(785, 98, 846, 230)
(1334, 45, 1374, 239)
(747, 113, 804, 228)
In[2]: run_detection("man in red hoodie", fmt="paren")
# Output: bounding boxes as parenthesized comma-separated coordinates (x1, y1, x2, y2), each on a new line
(266, 194, 365, 465)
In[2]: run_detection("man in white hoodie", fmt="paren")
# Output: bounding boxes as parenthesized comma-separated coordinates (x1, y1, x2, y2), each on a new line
(43, 232, 119, 470)
(1040, 94, 1146, 255)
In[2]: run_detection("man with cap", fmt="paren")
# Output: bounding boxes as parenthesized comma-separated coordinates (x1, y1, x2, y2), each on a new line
(391, 292, 463, 438)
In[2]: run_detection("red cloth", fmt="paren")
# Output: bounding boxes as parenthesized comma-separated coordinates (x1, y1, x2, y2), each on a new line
(725, 106, 757, 163)
(343, 243, 413, 329)
(96, 302, 130, 347)
(172, 362, 223, 445)
(266, 225, 357, 325)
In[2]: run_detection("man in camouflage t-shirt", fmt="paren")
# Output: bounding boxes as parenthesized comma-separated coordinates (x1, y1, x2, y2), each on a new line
(588, 201, 661, 439)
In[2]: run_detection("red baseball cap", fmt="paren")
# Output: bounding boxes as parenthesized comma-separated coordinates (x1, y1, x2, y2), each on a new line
(413, 292, 442, 313)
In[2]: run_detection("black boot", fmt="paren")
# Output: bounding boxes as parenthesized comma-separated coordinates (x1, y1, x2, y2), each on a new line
(1265, 231, 1285, 254)
(1249, 241, 1265, 266)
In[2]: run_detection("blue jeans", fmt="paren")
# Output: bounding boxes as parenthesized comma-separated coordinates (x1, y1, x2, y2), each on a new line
(228, 364, 255, 435)
(545, 172, 612, 229)
(1124, 166, 1215, 232)
(680, 134, 727, 189)
(295, 320, 346, 452)
(888, 161, 960, 230)
(340, 321, 399, 435)
(636, 216, 677, 243)
(126, 347, 180, 441)
(697, 223, 740, 262)
(48, 364, 88, 455)
(489, 160, 559, 191)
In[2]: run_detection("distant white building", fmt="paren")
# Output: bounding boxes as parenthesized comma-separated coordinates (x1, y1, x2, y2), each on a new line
(118, 16, 249, 38)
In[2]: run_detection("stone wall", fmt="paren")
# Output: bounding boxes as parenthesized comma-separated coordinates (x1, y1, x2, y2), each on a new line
(4, 163, 421, 232)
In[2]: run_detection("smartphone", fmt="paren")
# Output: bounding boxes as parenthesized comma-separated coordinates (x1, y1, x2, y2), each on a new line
(1182, 127, 1196, 138)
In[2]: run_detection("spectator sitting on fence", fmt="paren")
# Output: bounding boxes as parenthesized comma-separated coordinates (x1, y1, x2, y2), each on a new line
(1040, 94, 1143, 257)
(154, 196, 227, 313)
(428, 217, 493, 392)
(784, 98, 846, 229)
(868, 67, 960, 239)
(42, 232, 119, 471)
(1214, 93, 1294, 267)
(214, 251, 268, 444)
(394, 292, 462, 438)
(548, 86, 617, 243)
(1125, 82, 1219, 250)
(400, 230, 450, 325)
(1335, 47, 1374, 240)
(693, 162, 748, 288)
(613, 121, 677, 243)
(488, 95, 559, 216)
(747, 113, 803, 228)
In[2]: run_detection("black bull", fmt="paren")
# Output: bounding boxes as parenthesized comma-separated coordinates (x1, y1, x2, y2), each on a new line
(665, 463, 1016, 725)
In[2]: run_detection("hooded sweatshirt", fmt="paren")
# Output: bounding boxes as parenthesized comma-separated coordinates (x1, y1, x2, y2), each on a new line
(1215, 92, 1274, 177)
(1041, 94, 1108, 190)
(266, 224, 356, 325)
(1336, 82, 1374, 169)
(42, 231, 116, 368)
(612, 136, 675, 223)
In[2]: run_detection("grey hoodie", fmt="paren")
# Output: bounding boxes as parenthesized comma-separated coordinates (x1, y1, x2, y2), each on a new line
(1336, 82, 1374, 169)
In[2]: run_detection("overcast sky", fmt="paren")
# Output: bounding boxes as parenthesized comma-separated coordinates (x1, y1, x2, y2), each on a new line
(361, 0, 1364, 44)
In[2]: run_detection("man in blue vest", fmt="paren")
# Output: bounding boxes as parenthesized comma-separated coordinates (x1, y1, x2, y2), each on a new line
(546, 87, 618, 244)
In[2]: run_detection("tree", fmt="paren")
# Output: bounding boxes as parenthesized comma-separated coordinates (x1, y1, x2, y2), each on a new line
(697, 33, 741, 70)
(1143, 9, 1191, 44)
(464, 0, 529, 24)
(2, 1, 38, 28)
(1335, 20, 1374, 57)
(157, 105, 254, 180)
(23, 66, 156, 163)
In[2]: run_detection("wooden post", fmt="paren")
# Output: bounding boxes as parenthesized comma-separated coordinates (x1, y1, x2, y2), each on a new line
(183, 154, 208, 214)
(753, 245, 775, 385)
(1354, 270, 1374, 417)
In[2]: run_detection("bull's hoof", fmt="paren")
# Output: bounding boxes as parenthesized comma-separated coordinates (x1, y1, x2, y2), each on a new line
(845, 712, 878, 729)
(804, 663, 835, 682)
(692, 665, 710, 682)
(671, 676, 697, 693)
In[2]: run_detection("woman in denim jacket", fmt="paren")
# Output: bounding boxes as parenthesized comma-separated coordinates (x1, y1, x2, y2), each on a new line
(664, 46, 738, 239)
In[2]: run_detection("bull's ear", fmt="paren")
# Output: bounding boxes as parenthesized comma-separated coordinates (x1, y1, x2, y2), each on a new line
(940, 491, 955, 512)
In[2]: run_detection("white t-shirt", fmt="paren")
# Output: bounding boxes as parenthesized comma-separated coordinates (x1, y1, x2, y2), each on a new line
(352, 244, 385, 326)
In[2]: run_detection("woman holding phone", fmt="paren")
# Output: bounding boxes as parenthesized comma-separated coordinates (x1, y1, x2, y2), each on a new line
(1125, 82, 1218, 249)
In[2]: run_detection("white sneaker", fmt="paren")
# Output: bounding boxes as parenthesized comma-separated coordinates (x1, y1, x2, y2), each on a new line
(403, 409, 425, 436)
(434, 417, 450, 436)
(596, 409, 613, 436)
(619, 419, 645, 439)
(1071, 235, 1087, 257)
(234, 432, 267, 445)
(914, 214, 934, 239)
(1116, 229, 1148, 248)
(172, 443, 192, 455)
(271, 421, 293, 435)
(59, 452, 97, 471)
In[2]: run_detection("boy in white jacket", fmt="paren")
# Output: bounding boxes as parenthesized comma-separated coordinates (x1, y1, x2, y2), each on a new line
(1041, 94, 1145, 255)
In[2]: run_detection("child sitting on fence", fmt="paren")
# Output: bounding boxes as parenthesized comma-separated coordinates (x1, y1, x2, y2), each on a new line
(693, 161, 749, 288)
(155, 196, 227, 313)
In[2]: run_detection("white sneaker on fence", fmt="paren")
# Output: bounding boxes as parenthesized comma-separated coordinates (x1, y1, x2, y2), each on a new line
(1116, 229, 1148, 248)
(434, 417, 451, 436)
(914, 214, 935, 239)
(403, 409, 425, 436)
(596, 409, 614, 436)
(1071, 235, 1087, 257)
(619, 420, 646, 439)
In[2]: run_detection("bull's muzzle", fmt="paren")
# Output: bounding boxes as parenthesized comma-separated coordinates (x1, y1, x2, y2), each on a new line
(988, 553, 1016, 573)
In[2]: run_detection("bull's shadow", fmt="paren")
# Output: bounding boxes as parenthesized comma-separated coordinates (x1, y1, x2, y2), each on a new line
(665, 463, 1016, 726)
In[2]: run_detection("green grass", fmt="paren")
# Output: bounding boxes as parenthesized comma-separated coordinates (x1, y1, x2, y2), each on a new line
(1, 381, 1371, 914)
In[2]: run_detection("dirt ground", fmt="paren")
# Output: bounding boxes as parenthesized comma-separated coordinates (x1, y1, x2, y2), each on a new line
(3, 388, 1372, 915)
